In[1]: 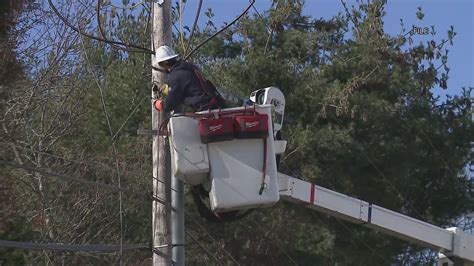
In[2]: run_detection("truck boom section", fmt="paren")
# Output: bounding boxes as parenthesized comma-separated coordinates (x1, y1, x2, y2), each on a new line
(278, 173, 474, 264)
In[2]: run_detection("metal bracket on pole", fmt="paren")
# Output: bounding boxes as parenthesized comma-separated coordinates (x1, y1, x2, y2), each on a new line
(137, 129, 158, 136)
(148, 192, 167, 205)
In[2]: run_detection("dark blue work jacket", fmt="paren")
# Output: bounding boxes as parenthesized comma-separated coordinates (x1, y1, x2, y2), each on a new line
(162, 60, 222, 112)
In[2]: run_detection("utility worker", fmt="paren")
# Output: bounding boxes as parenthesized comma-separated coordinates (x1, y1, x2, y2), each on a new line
(153, 45, 224, 113)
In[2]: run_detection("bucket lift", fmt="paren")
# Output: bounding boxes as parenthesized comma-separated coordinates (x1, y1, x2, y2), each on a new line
(168, 87, 286, 211)
(167, 87, 473, 264)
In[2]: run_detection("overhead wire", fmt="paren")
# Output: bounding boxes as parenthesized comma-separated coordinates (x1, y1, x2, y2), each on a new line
(47, 0, 154, 54)
(0, 160, 123, 192)
(185, 213, 241, 265)
(322, 92, 426, 218)
(326, 114, 427, 219)
(184, 0, 256, 61)
(96, 0, 154, 54)
(10, 145, 149, 181)
(0, 159, 151, 200)
(112, 96, 147, 142)
(251, 4, 274, 55)
(179, 0, 186, 54)
(333, 216, 393, 265)
(183, 0, 203, 57)
(247, 216, 299, 266)
(251, 5, 271, 32)
(0, 240, 148, 252)
(185, 231, 221, 264)
(96, 0, 135, 53)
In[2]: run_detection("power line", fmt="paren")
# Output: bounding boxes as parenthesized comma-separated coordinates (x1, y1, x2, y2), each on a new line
(247, 216, 299, 266)
(0, 160, 122, 192)
(251, 5, 271, 33)
(186, 213, 241, 265)
(1, 158, 153, 202)
(178, 0, 186, 54)
(333, 216, 393, 265)
(251, 4, 273, 55)
(185, 231, 221, 264)
(184, 0, 256, 61)
(12, 145, 164, 189)
(183, 0, 203, 58)
(112, 96, 147, 142)
(327, 106, 426, 219)
(96, 0, 151, 54)
(0, 240, 147, 252)
(358, 149, 425, 219)
(47, 0, 154, 54)
(13, 146, 107, 168)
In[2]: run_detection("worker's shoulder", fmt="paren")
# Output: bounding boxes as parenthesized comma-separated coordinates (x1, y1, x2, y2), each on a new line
(170, 62, 197, 79)
(171, 60, 197, 71)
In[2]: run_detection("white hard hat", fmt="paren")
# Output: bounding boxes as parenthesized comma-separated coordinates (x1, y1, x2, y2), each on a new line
(155, 45, 179, 63)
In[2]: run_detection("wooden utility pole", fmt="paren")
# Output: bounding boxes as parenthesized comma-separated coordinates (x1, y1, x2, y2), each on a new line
(151, 0, 172, 265)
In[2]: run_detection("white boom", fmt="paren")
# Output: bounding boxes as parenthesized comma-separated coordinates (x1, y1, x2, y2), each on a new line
(278, 173, 474, 264)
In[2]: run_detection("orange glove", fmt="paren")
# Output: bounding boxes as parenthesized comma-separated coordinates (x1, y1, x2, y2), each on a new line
(154, 100, 163, 112)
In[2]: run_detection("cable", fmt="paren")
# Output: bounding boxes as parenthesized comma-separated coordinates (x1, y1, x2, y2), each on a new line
(247, 217, 299, 266)
(358, 150, 424, 219)
(186, 213, 241, 265)
(326, 99, 426, 219)
(251, 4, 275, 55)
(97, 0, 136, 53)
(47, 0, 154, 54)
(112, 96, 147, 142)
(0, 240, 147, 252)
(333, 216, 393, 265)
(0, 160, 123, 192)
(96, 0, 154, 54)
(185, 231, 221, 264)
(183, 0, 203, 57)
(184, 0, 256, 60)
(11, 145, 165, 189)
(13, 146, 107, 168)
(179, 0, 186, 54)
(251, 5, 271, 33)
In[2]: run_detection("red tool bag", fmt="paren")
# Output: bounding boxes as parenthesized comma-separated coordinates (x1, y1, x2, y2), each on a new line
(198, 115, 234, 144)
(234, 109, 269, 139)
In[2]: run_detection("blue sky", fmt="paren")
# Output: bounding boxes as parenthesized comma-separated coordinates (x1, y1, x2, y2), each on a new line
(180, 0, 473, 99)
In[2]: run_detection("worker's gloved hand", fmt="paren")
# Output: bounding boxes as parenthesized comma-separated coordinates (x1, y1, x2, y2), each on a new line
(154, 100, 163, 112)
(159, 84, 170, 96)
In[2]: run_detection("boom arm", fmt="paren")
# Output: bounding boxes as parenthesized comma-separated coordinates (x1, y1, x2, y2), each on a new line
(278, 173, 474, 264)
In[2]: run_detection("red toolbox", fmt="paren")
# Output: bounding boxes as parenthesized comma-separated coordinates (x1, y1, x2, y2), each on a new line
(234, 113, 269, 139)
(198, 116, 234, 143)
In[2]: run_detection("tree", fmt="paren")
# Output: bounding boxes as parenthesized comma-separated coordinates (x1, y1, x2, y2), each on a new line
(183, 0, 472, 264)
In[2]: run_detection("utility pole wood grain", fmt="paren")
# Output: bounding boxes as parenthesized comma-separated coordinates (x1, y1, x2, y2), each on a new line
(152, 0, 172, 265)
